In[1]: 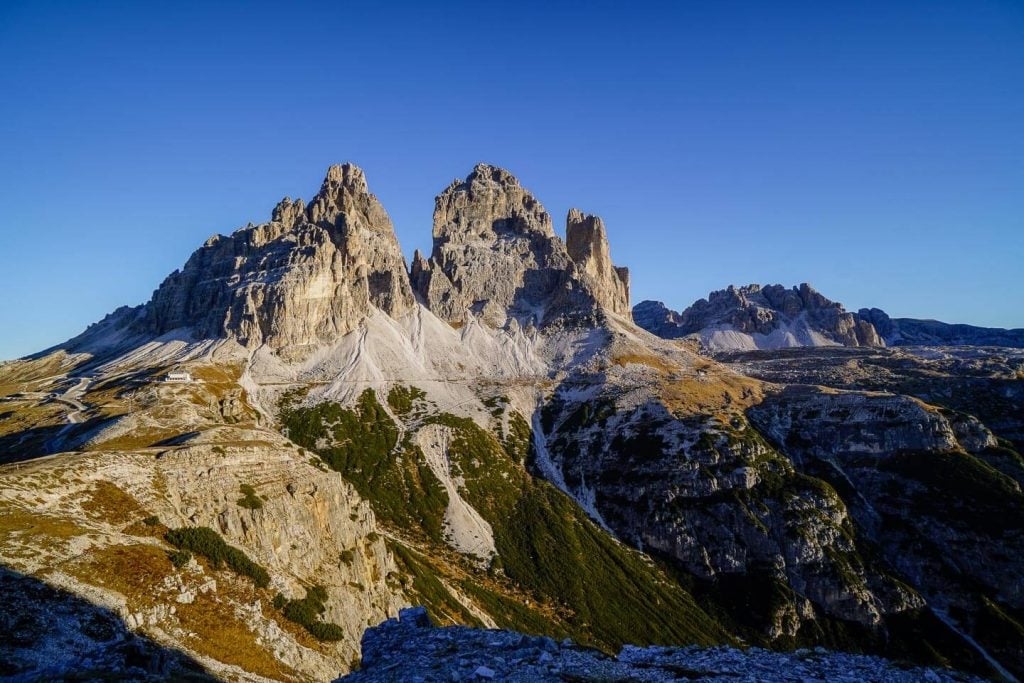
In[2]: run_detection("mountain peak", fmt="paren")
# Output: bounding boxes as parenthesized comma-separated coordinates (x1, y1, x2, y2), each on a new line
(433, 164, 553, 245)
(565, 209, 630, 317)
(323, 162, 367, 190)
(635, 282, 883, 351)
(139, 163, 413, 357)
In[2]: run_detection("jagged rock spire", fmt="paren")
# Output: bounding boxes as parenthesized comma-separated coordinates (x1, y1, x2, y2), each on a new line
(413, 164, 632, 328)
(565, 208, 631, 317)
(141, 163, 413, 358)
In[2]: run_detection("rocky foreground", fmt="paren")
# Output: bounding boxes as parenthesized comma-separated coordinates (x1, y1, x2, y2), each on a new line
(338, 607, 982, 683)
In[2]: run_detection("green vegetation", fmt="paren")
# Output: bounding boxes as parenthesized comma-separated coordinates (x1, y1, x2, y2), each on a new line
(422, 411, 728, 649)
(386, 385, 427, 415)
(142, 515, 160, 526)
(237, 483, 263, 510)
(281, 392, 729, 652)
(277, 585, 346, 642)
(165, 527, 270, 588)
(339, 549, 355, 564)
(169, 549, 192, 568)
(880, 450, 1024, 533)
(281, 389, 448, 542)
(389, 541, 483, 626)
(503, 412, 532, 464)
(482, 395, 509, 418)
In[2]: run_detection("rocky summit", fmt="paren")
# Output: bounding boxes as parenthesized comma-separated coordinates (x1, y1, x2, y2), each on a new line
(339, 606, 981, 683)
(1, 163, 1022, 682)
(636, 283, 1024, 352)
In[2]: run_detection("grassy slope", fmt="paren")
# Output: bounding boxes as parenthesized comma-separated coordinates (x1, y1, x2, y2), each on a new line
(280, 389, 729, 652)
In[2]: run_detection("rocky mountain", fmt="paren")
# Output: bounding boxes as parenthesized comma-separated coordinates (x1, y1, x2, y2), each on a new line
(410, 163, 629, 329)
(2, 163, 1022, 682)
(636, 285, 1024, 352)
(339, 606, 982, 682)
(94, 163, 414, 362)
(634, 284, 883, 352)
(858, 308, 1024, 348)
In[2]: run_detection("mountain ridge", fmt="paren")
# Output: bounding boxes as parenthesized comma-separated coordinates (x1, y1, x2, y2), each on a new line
(635, 284, 1024, 351)
(1, 163, 1021, 682)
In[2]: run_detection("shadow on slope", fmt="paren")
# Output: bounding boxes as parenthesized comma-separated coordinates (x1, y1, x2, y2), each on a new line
(0, 565, 214, 682)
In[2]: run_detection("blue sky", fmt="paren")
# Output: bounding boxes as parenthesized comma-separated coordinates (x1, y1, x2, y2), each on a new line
(1, 0, 1022, 359)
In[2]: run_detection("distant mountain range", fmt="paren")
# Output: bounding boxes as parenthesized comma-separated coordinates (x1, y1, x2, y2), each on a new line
(635, 284, 1024, 352)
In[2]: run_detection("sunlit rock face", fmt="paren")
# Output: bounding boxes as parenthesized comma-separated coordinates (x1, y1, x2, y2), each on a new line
(411, 163, 629, 328)
(635, 283, 883, 351)
(140, 163, 414, 358)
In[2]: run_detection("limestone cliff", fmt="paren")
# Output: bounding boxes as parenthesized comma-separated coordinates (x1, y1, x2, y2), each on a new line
(411, 164, 629, 327)
(565, 208, 631, 317)
(140, 163, 413, 358)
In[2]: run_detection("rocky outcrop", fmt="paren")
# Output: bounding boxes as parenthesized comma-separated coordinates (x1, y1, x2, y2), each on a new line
(632, 300, 685, 339)
(411, 164, 627, 328)
(749, 385, 1024, 677)
(565, 209, 631, 317)
(635, 289, 1023, 352)
(859, 308, 1024, 348)
(140, 163, 414, 358)
(540, 385, 922, 636)
(0, 438, 405, 681)
(634, 284, 884, 351)
(338, 606, 983, 682)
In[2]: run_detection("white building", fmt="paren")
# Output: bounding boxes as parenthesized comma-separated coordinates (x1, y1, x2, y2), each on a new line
(163, 371, 193, 383)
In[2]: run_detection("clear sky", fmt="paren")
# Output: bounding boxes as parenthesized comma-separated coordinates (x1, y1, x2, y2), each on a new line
(1, 1, 1022, 359)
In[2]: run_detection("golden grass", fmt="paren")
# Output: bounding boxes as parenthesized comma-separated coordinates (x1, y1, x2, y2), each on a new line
(177, 590, 299, 681)
(611, 351, 764, 416)
(611, 352, 681, 374)
(69, 543, 300, 681)
(659, 369, 763, 416)
(92, 427, 185, 452)
(0, 506, 86, 542)
(69, 543, 170, 600)
(187, 364, 243, 384)
(0, 352, 79, 397)
(0, 400, 67, 439)
(80, 480, 148, 526)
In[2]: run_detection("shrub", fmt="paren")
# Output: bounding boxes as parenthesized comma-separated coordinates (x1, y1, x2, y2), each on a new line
(142, 515, 160, 526)
(339, 549, 355, 564)
(237, 483, 263, 510)
(386, 385, 426, 415)
(165, 526, 270, 588)
(211, 446, 226, 455)
(277, 584, 345, 642)
(280, 390, 448, 542)
(169, 549, 192, 568)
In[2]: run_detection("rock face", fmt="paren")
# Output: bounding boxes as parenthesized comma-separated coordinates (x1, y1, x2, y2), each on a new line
(634, 284, 883, 351)
(337, 606, 982, 683)
(748, 385, 1024, 677)
(539, 367, 924, 638)
(859, 308, 1024, 348)
(141, 163, 414, 358)
(565, 209, 631, 317)
(411, 164, 628, 327)
(636, 287, 1024, 352)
